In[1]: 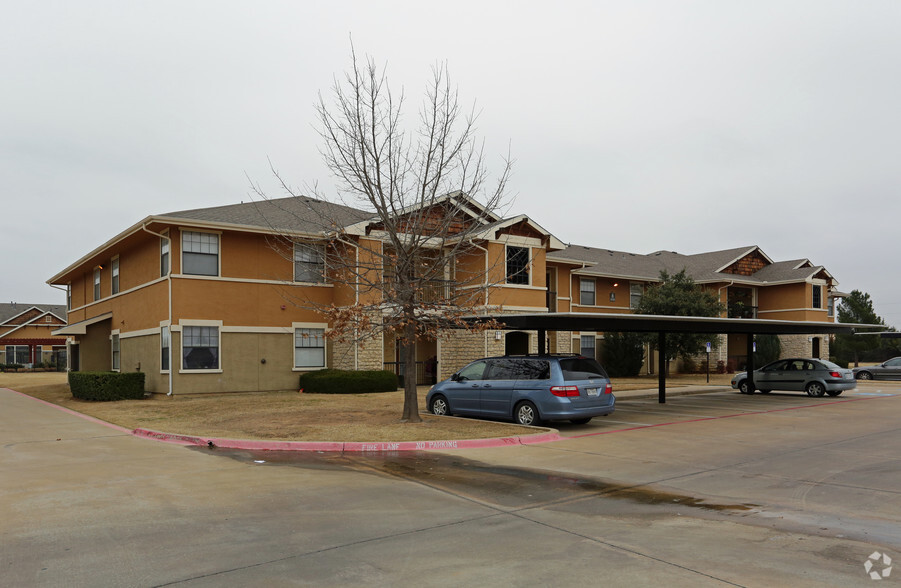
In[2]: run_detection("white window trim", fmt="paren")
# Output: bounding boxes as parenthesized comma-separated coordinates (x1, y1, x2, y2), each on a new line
(292, 322, 328, 372)
(111, 255, 120, 295)
(160, 325, 171, 374)
(93, 267, 102, 301)
(178, 319, 223, 374)
(505, 244, 531, 286)
(180, 228, 221, 278)
(579, 278, 596, 306)
(111, 330, 121, 372)
(293, 242, 327, 284)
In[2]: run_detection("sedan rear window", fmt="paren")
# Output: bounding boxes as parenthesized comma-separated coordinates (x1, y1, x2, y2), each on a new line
(560, 358, 608, 381)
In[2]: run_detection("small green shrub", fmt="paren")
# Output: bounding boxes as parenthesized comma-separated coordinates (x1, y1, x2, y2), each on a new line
(69, 371, 146, 401)
(299, 369, 398, 394)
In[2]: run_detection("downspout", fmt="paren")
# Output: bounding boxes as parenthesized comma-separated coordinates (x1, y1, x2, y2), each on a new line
(142, 224, 174, 396)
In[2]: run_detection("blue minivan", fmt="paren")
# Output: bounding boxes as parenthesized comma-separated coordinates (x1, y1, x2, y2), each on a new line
(426, 355, 615, 426)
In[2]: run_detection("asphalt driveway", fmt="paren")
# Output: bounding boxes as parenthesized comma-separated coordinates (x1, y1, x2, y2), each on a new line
(2, 382, 899, 586)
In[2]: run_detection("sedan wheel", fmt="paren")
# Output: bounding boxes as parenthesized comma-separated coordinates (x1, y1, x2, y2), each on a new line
(826, 390, 843, 397)
(805, 382, 826, 397)
(739, 380, 754, 394)
(856, 371, 873, 380)
(429, 395, 450, 416)
(514, 401, 540, 426)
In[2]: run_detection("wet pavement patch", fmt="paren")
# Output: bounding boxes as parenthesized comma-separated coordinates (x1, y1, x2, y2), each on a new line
(199, 446, 757, 512)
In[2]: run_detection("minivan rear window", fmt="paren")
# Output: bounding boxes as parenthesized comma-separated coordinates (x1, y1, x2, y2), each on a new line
(560, 358, 608, 381)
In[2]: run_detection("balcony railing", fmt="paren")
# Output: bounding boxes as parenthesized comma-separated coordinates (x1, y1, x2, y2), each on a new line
(728, 303, 758, 319)
(384, 278, 457, 304)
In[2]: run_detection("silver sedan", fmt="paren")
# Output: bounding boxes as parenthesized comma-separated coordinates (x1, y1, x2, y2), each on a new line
(731, 358, 856, 397)
(853, 357, 901, 380)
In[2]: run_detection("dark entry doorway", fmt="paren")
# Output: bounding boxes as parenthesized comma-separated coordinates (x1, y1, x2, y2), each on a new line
(505, 332, 529, 355)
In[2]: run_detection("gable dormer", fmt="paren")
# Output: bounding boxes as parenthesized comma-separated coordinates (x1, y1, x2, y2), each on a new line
(720, 248, 771, 276)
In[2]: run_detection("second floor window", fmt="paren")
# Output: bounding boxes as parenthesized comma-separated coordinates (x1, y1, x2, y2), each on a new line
(812, 285, 822, 309)
(111, 257, 120, 295)
(506, 246, 529, 285)
(93, 268, 101, 301)
(827, 296, 835, 317)
(580, 278, 596, 306)
(294, 243, 325, 283)
(630, 283, 643, 309)
(160, 236, 170, 277)
(183, 231, 219, 276)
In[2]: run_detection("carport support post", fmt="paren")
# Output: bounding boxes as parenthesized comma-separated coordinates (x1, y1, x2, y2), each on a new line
(658, 331, 666, 404)
(746, 333, 755, 390)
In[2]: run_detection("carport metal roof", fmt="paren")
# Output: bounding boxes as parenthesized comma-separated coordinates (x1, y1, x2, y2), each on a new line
(471, 312, 876, 404)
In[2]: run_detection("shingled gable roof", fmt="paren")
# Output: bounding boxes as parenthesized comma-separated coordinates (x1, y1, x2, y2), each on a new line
(549, 244, 835, 286)
(160, 196, 372, 235)
(0, 303, 67, 325)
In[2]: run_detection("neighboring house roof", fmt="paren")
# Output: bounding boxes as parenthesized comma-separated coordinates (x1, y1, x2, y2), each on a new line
(0, 303, 68, 339)
(548, 244, 835, 287)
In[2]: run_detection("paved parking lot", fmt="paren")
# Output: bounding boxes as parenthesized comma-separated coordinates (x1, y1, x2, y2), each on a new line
(2, 382, 899, 586)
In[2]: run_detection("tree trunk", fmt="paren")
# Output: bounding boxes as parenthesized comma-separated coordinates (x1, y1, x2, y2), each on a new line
(401, 321, 421, 423)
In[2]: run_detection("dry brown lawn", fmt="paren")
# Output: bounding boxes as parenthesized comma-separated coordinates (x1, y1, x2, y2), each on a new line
(1, 371, 734, 442)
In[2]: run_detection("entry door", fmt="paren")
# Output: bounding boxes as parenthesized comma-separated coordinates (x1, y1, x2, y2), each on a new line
(505, 332, 529, 355)
(812, 338, 821, 359)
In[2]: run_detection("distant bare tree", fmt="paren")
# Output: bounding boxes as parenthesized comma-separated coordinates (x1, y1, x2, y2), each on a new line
(253, 47, 513, 422)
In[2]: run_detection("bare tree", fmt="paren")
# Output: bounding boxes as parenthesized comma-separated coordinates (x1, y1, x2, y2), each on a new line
(254, 48, 513, 422)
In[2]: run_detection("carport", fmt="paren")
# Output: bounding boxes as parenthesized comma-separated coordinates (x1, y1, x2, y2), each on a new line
(484, 313, 867, 403)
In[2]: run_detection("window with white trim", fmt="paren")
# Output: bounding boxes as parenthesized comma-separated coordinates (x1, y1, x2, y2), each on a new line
(630, 283, 643, 309)
(111, 334, 120, 371)
(182, 231, 219, 276)
(161, 326, 170, 371)
(5, 345, 30, 365)
(111, 257, 120, 295)
(506, 246, 530, 285)
(294, 243, 325, 283)
(67, 284, 72, 310)
(182, 326, 219, 370)
(93, 268, 101, 301)
(580, 335, 596, 360)
(580, 278, 596, 306)
(160, 235, 170, 277)
(827, 296, 835, 317)
(295, 328, 325, 368)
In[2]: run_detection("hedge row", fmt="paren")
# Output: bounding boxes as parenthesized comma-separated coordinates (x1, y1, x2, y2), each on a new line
(299, 369, 398, 394)
(69, 371, 146, 401)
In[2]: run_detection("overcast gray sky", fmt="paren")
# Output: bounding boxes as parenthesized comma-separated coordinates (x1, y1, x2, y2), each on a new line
(4, 1, 900, 327)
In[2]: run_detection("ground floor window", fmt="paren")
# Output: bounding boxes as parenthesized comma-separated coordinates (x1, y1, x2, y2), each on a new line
(111, 335, 120, 371)
(182, 326, 219, 370)
(161, 326, 170, 371)
(295, 328, 325, 368)
(580, 335, 596, 360)
(4, 345, 30, 365)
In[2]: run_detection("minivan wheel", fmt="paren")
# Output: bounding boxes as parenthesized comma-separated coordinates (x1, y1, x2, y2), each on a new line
(514, 401, 540, 426)
(429, 395, 450, 416)
(805, 382, 826, 397)
(570, 417, 592, 425)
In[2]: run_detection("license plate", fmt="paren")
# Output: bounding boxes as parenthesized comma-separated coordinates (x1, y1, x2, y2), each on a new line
(586, 388, 599, 397)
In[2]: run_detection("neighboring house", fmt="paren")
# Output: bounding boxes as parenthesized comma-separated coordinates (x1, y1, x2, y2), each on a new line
(0, 303, 68, 367)
(48, 196, 841, 394)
